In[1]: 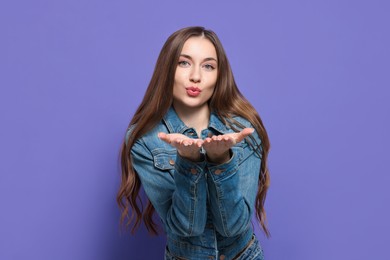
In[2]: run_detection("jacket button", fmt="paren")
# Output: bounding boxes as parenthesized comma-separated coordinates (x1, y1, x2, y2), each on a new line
(169, 159, 175, 165)
(214, 169, 222, 175)
(219, 255, 225, 260)
(190, 168, 197, 175)
(208, 132, 213, 137)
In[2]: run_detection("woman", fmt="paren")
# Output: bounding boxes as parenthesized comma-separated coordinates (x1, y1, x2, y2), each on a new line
(118, 26, 270, 260)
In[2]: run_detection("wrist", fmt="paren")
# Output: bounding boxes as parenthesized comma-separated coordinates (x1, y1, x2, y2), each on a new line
(178, 150, 203, 162)
(206, 150, 231, 164)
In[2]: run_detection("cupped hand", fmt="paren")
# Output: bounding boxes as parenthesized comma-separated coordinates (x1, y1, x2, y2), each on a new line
(158, 132, 204, 162)
(202, 128, 254, 164)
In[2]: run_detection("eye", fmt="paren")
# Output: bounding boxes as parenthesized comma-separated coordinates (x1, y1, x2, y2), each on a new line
(178, 60, 190, 67)
(203, 64, 216, 71)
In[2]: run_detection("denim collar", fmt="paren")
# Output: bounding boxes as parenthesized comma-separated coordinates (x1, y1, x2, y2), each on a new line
(163, 106, 230, 135)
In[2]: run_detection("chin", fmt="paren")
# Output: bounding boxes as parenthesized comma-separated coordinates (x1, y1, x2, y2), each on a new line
(175, 99, 207, 109)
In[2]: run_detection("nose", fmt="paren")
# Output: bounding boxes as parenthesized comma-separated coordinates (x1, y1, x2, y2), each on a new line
(190, 66, 201, 83)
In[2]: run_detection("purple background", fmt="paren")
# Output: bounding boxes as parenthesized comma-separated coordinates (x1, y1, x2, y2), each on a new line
(1, 0, 389, 259)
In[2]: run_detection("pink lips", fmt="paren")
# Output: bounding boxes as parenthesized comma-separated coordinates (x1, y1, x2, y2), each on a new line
(186, 87, 201, 97)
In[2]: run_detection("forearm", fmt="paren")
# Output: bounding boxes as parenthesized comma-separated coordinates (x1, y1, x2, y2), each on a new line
(131, 139, 207, 237)
(165, 153, 207, 236)
(207, 148, 260, 237)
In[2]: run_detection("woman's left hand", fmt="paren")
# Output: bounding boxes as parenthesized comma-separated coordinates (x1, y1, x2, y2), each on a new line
(202, 128, 254, 164)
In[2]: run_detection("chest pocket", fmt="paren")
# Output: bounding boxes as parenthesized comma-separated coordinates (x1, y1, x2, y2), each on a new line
(152, 149, 177, 171)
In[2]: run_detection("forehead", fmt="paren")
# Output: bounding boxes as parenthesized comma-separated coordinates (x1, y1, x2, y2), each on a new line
(181, 37, 217, 59)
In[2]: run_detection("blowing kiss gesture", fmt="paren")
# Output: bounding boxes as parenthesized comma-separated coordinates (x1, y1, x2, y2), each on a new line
(158, 128, 254, 164)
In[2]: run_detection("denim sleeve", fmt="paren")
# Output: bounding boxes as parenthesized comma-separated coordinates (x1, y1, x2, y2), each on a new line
(131, 138, 207, 237)
(206, 133, 262, 237)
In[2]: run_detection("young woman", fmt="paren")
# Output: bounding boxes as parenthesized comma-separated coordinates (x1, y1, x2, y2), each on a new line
(118, 26, 270, 260)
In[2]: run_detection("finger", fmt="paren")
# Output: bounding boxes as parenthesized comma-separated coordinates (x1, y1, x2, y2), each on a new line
(236, 128, 254, 143)
(182, 139, 193, 146)
(157, 132, 166, 140)
(194, 139, 204, 148)
(204, 137, 212, 143)
(216, 135, 233, 144)
(242, 128, 255, 136)
(158, 132, 171, 144)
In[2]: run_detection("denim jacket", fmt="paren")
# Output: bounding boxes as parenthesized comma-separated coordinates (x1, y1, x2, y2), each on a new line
(127, 106, 262, 260)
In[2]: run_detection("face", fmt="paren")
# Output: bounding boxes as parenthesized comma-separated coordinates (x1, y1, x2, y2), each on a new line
(172, 37, 218, 113)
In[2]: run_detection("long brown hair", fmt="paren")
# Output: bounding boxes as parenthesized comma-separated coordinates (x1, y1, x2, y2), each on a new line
(117, 26, 271, 237)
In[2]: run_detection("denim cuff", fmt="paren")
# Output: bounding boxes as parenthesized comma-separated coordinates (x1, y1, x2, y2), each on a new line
(207, 149, 241, 182)
(174, 153, 206, 183)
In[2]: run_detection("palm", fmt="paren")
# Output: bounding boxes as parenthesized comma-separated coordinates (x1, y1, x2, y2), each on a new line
(203, 128, 254, 163)
(158, 133, 203, 161)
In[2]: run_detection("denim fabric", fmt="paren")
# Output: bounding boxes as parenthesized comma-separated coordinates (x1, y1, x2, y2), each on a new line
(165, 235, 264, 260)
(236, 235, 264, 260)
(128, 106, 263, 260)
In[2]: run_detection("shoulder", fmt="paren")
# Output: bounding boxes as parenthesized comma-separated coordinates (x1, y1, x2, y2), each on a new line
(126, 120, 172, 154)
(230, 115, 253, 129)
(126, 121, 167, 143)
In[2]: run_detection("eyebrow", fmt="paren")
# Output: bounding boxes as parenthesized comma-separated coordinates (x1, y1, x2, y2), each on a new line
(180, 54, 218, 62)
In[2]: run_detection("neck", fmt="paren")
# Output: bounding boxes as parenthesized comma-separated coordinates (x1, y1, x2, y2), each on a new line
(173, 103, 210, 136)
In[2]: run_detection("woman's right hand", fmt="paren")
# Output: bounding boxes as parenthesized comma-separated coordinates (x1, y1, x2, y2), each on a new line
(158, 133, 204, 162)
